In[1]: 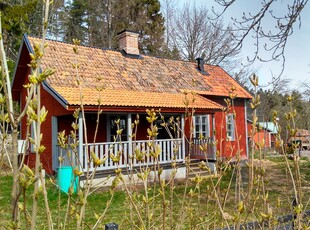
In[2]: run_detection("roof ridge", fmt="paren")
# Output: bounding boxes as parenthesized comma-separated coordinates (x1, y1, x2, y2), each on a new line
(27, 34, 220, 68)
(27, 34, 118, 52)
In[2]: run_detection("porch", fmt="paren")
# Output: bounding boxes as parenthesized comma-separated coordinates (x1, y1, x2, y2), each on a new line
(55, 137, 215, 173)
(81, 138, 184, 172)
(52, 112, 217, 175)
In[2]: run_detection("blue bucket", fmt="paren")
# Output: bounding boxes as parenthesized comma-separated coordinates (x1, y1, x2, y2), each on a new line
(57, 166, 79, 194)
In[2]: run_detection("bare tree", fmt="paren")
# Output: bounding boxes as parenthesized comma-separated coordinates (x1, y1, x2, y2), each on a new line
(170, 3, 241, 69)
(302, 81, 310, 100)
(213, 0, 308, 74)
(233, 65, 258, 91)
(161, 0, 176, 47)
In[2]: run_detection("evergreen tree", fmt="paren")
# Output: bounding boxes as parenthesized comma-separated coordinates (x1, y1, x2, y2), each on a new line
(134, 0, 165, 56)
(58, 0, 166, 55)
(257, 87, 310, 139)
(63, 0, 88, 44)
(1, 0, 38, 59)
(104, 0, 165, 55)
(47, 0, 66, 40)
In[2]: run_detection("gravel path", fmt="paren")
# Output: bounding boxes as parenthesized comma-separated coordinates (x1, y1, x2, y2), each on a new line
(300, 150, 310, 159)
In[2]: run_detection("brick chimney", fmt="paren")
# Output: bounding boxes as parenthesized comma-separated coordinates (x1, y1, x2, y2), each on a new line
(117, 30, 140, 56)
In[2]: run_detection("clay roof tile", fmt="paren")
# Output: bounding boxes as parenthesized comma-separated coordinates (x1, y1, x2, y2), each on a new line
(27, 36, 251, 110)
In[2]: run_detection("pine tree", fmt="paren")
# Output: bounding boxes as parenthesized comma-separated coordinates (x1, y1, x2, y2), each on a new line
(57, 0, 166, 55)
(110, 0, 165, 55)
(85, 0, 110, 48)
(63, 0, 88, 44)
(47, 0, 66, 41)
(138, 0, 165, 56)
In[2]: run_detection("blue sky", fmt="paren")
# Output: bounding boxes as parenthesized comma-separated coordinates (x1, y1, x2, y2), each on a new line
(165, 0, 310, 90)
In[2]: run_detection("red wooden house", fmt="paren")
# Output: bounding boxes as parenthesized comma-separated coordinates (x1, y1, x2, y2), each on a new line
(12, 31, 252, 178)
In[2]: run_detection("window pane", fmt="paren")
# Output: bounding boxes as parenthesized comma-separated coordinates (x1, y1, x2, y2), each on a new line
(110, 115, 127, 141)
(226, 114, 234, 140)
(195, 115, 210, 138)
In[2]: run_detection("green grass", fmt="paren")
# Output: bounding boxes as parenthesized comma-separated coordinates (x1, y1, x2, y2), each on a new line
(1, 158, 310, 229)
(0, 175, 13, 227)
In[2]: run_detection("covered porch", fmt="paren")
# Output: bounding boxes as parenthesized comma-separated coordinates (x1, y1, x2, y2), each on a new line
(52, 111, 217, 175)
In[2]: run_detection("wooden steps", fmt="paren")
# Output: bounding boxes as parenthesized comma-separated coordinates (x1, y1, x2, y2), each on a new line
(187, 159, 217, 180)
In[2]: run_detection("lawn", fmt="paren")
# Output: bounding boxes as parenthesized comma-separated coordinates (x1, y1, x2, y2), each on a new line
(0, 155, 310, 229)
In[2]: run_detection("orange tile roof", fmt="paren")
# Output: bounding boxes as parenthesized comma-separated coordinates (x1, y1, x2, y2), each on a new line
(52, 86, 222, 109)
(195, 66, 252, 98)
(27, 36, 251, 109)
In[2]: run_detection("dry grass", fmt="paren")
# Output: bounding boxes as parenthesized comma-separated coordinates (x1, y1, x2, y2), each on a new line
(0, 155, 309, 229)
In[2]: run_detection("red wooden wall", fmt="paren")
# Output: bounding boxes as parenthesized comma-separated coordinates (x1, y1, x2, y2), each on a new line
(21, 86, 71, 174)
(209, 97, 248, 159)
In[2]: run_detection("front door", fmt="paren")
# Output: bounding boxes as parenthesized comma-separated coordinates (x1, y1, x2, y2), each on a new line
(192, 115, 211, 159)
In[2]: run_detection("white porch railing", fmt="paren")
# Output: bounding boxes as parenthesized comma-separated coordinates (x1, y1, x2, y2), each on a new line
(79, 138, 183, 172)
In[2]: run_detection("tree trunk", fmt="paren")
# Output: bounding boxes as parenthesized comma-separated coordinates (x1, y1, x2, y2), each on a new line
(11, 128, 20, 228)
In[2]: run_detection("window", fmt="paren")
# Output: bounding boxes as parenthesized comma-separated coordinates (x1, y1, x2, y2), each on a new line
(156, 114, 179, 139)
(194, 115, 210, 139)
(226, 114, 235, 141)
(109, 115, 127, 141)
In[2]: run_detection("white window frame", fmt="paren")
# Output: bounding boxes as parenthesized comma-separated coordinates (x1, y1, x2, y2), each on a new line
(193, 115, 210, 139)
(226, 113, 235, 141)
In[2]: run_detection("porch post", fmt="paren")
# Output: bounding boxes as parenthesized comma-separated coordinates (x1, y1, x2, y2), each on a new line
(51, 116, 58, 172)
(127, 113, 132, 158)
(78, 112, 84, 170)
(212, 114, 216, 160)
(181, 114, 186, 162)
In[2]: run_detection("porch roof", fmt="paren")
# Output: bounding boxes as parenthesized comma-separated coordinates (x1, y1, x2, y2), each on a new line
(51, 86, 223, 109)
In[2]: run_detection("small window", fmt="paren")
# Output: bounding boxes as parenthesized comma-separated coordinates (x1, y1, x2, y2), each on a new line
(226, 114, 235, 141)
(194, 115, 210, 139)
(109, 115, 127, 142)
